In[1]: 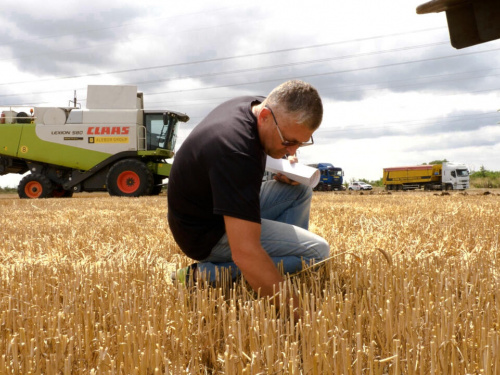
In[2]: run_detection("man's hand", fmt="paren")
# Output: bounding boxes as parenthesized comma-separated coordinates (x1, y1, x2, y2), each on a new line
(273, 154, 299, 185)
(224, 215, 301, 318)
(273, 173, 299, 185)
(224, 216, 283, 296)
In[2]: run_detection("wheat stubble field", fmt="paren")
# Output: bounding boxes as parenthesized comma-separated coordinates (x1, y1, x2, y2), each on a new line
(0, 191, 499, 374)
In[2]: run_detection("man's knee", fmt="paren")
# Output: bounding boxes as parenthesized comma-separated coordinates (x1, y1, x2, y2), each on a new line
(261, 180, 312, 199)
(316, 237, 330, 260)
(297, 183, 313, 200)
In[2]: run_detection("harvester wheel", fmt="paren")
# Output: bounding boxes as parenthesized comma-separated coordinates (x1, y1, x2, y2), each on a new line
(18, 174, 53, 199)
(107, 159, 153, 197)
(16, 112, 31, 124)
(51, 185, 74, 198)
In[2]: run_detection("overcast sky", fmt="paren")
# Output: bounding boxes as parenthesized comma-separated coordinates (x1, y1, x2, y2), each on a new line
(1, 0, 499, 187)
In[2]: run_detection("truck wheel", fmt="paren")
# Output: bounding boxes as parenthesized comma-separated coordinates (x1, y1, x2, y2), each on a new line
(106, 159, 153, 197)
(18, 174, 53, 199)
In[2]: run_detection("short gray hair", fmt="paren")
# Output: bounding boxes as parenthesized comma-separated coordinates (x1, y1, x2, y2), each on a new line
(263, 80, 323, 131)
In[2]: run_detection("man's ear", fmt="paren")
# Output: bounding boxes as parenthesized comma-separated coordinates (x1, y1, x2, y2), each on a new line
(255, 106, 265, 127)
(258, 106, 271, 124)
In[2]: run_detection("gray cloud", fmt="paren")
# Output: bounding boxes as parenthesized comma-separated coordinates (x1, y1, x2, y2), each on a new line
(2, 2, 499, 110)
(314, 109, 500, 142)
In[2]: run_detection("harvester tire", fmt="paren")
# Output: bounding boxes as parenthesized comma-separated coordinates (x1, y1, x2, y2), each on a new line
(106, 159, 153, 197)
(16, 112, 31, 124)
(51, 185, 74, 198)
(18, 174, 53, 199)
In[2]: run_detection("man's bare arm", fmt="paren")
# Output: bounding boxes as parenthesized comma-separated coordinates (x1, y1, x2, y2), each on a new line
(223, 216, 283, 296)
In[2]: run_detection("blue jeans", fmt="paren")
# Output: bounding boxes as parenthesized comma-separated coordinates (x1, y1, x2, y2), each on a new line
(197, 180, 330, 282)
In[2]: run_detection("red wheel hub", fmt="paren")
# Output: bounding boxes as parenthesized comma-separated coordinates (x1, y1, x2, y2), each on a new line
(25, 181, 43, 198)
(117, 171, 140, 194)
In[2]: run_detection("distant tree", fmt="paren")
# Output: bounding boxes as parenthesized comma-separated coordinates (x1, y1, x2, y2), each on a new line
(469, 166, 500, 188)
(372, 178, 384, 187)
(358, 177, 383, 186)
(427, 159, 448, 165)
(479, 165, 487, 177)
(0, 186, 17, 194)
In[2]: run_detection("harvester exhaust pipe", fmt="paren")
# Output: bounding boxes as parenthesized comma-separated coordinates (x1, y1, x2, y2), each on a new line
(69, 90, 80, 108)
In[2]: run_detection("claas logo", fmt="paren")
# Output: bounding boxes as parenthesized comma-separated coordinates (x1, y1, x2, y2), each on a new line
(87, 127, 130, 135)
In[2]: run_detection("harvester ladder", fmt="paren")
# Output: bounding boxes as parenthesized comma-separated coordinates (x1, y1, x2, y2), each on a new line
(137, 126, 147, 150)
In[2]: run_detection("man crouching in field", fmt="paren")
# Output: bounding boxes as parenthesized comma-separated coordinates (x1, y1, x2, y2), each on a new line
(167, 80, 330, 306)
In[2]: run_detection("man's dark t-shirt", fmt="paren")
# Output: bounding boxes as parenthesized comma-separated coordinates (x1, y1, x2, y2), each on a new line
(167, 96, 266, 261)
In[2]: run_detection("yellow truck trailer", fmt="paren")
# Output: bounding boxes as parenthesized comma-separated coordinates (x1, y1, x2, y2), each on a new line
(383, 162, 469, 191)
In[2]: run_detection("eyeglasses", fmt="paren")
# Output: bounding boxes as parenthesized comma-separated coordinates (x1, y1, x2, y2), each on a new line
(266, 106, 314, 147)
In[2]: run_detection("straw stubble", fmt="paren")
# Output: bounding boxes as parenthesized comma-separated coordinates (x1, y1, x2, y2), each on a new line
(0, 192, 499, 373)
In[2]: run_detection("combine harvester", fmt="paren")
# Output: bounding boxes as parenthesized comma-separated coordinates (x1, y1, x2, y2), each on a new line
(0, 85, 189, 198)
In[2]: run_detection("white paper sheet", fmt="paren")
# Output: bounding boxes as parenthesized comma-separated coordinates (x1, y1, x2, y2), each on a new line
(265, 156, 320, 188)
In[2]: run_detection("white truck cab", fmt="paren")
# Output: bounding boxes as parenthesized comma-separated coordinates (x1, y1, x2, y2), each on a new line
(442, 162, 469, 190)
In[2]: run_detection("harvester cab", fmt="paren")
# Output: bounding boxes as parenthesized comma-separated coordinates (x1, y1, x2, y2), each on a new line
(144, 110, 188, 154)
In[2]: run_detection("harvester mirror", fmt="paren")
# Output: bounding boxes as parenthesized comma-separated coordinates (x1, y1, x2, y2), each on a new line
(164, 111, 190, 124)
(163, 112, 171, 125)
